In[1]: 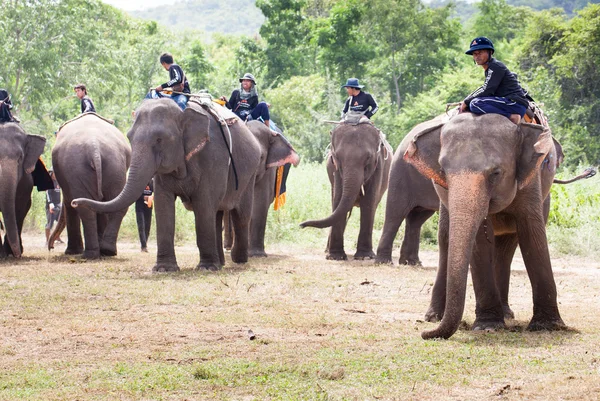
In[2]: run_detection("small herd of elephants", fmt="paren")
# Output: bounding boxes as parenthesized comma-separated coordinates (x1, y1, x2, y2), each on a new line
(0, 98, 595, 340)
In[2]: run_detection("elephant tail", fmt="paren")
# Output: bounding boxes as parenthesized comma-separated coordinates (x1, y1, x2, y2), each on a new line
(48, 202, 66, 251)
(91, 140, 104, 199)
(553, 167, 596, 184)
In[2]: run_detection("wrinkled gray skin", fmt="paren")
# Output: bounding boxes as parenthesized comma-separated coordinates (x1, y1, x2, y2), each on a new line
(405, 113, 565, 340)
(72, 99, 263, 272)
(300, 123, 392, 260)
(0, 122, 46, 258)
(226, 121, 299, 257)
(375, 122, 440, 266)
(50, 115, 131, 259)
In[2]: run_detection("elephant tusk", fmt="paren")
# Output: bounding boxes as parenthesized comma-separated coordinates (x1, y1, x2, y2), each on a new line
(361, 185, 365, 196)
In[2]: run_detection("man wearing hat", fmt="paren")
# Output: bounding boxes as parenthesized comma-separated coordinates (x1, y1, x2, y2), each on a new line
(45, 168, 64, 245)
(341, 78, 379, 122)
(220, 73, 271, 128)
(459, 37, 530, 124)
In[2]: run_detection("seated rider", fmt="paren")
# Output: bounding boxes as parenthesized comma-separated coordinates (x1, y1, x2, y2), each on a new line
(220, 73, 270, 128)
(341, 78, 379, 122)
(147, 52, 191, 111)
(0, 88, 17, 123)
(459, 37, 530, 125)
(74, 84, 96, 114)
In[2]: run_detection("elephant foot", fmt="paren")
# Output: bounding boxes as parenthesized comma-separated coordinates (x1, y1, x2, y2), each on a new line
(196, 262, 222, 272)
(326, 251, 347, 261)
(354, 250, 376, 260)
(231, 250, 248, 264)
(527, 317, 567, 332)
(472, 318, 506, 332)
(398, 257, 422, 266)
(82, 249, 101, 259)
(503, 305, 515, 320)
(100, 247, 117, 257)
(249, 249, 268, 258)
(153, 262, 180, 273)
(65, 247, 84, 255)
(375, 251, 392, 265)
(424, 307, 443, 323)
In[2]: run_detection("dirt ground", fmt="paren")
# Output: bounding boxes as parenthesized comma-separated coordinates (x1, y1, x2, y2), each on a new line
(1, 232, 599, 400)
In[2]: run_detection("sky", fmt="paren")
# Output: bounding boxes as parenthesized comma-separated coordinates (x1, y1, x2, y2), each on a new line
(101, 0, 179, 11)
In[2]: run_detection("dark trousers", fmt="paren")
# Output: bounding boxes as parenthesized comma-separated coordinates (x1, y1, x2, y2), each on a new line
(249, 102, 270, 122)
(135, 199, 153, 248)
(469, 96, 527, 118)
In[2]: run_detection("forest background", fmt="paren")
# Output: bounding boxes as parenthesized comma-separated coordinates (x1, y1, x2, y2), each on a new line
(0, 0, 598, 257)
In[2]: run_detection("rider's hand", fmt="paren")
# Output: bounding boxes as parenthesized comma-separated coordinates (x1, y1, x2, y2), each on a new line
(459, 101, 468, 113)
(219, 96, 227, 102)
(155, 85, 163, 92)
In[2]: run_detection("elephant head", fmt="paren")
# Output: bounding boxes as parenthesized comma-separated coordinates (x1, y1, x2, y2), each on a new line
(0, 123, 46, 257)
(246, 121, 300, 176)
(72, 99, 210, 213)
(301, 122, 384, 229)
(404, 113, 554, 339)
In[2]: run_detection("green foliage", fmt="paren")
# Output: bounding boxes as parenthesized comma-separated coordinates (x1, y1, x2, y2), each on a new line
(469, 0, 534, 41)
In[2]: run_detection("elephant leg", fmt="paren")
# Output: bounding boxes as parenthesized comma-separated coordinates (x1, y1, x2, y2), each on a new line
(327, 172, 347, 260)
(78, 207, 101, 259)
(216, 211, 225, 266)
(355, 187, 377, 260)
(192, 197, 221, 271)
(399, 208, 435, 266)
(230, 200, 252, 264)
(470, 218, 505, 331)
(63, 201, 84, 255)
(425, 203, 448, 322)
(494, 233, 519, 319)
(376, 202, 410, 265)
(249, 173, 273, 258)
(153, 186, 179, 272)
(516, 208, 566, 331)
(100, 210, 127, 257)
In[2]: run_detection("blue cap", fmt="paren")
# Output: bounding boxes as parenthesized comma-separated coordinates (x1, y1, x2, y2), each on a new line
(465, 37, 494, 55)
(341, 78, 364, 89)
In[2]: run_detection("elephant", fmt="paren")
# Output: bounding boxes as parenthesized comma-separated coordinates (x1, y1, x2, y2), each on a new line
(0, 122, 47, 258)
(300, 122, 392, 260)
(72, 99, 295, 272)
(375, 119, 441, 266)
(49, 114, 131, 259)
(404, 112, 566, 339)
(223, 121, 299, 257)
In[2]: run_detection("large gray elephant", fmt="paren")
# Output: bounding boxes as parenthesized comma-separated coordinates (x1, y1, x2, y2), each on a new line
(405, 112, 565, 339)
(49, 114, 131, 259)
(0, 122, 47, 258)
(300, 122, 392, 260)
(72, 99, 290, 272)
(375, 119, 441, 266)
(244, 121, 299, 257)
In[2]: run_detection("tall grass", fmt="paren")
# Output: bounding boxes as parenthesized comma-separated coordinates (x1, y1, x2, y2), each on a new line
(21, 162, 599, 258)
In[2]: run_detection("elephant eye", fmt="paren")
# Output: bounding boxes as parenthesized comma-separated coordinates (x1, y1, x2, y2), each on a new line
(156, 137, 162, 144)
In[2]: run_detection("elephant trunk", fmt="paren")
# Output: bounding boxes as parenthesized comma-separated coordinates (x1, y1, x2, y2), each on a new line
(72, 149, 153, 213)
(300, 168, 363, 229)
(422, 173, 489, 340)
(0, 165, 22, 257)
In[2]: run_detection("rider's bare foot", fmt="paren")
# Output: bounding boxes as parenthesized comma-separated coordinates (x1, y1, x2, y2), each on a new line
(509, 114, 521, 124)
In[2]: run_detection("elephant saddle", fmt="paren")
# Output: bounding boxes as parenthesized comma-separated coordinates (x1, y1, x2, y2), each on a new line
(57, 112, 114, 134)
(188, 94, 238, 126)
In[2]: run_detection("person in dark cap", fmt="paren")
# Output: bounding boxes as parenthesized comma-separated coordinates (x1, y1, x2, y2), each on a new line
(45, 168, 64, 245)
(459, 37, 530, 124)
(220, 73, 271, 128)
(340, 78, 379, 122)
(74, 84, 96, 114)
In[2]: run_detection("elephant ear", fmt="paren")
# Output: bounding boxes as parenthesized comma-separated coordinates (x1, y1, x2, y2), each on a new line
(517, 122, 554, 190)
(266, 133, 300, 168)
(24, 134, 46, 174)
(402, 120, 446, 188)
(552, 137, 564, 168)
(180, 106, 211, 163)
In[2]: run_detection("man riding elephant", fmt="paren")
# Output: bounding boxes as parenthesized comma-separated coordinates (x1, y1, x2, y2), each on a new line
(340, 78, 379, 123)
(220, 73, 272, 129)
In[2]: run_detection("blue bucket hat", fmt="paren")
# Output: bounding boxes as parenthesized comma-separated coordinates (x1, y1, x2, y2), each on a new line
(465, 37, 494, 55)
(341, 78, 364, 89)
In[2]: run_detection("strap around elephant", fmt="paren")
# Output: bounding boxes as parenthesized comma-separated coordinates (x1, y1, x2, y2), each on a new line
(217, 120, 239, 190)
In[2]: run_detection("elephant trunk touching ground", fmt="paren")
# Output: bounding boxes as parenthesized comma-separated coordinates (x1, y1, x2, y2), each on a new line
(421, 173, 490, 340)
(72, 149, 152, 213)
(300, 168, 364, 229)
(0, 161, 21, 257)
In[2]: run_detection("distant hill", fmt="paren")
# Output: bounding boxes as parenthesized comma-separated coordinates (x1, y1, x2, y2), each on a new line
(130, 0, 264, 36)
